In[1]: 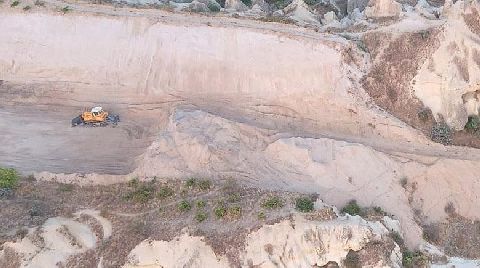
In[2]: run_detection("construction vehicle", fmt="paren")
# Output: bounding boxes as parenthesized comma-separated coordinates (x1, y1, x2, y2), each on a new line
(71, 106, 120, 127)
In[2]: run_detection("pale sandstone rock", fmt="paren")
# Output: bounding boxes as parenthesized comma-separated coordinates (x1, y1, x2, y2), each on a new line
(412, 0, 480, 130)
(225, 0, 249, 11)
(0, 210, 111, 268)
(365, 0, 402, 18)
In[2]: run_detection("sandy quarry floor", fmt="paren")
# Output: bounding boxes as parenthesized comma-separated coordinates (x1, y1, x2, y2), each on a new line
(0, 105, 157, 174)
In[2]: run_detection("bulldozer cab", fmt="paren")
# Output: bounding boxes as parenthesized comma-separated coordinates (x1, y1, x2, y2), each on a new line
(91, 106, 103, 116)
(81, 106, 108, 123)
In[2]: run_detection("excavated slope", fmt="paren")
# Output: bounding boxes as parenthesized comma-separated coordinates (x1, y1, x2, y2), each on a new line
(2, 6, 480, 249)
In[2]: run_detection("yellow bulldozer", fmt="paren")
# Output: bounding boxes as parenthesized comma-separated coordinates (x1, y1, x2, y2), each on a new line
(71, 106, 120, 127)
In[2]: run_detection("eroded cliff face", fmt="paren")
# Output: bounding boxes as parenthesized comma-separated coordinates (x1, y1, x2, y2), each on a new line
(412, 1, 480, 130)
(0, 210, 112, 268)
(123, 213, 402, 268)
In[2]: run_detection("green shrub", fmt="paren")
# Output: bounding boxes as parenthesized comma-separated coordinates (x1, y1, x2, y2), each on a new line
(0, 167, 18, 189)
(402, 251, 414, 267)
(258, 211, 266, 220)
(259, 16, 296, 24)
(261, 196, 284, 209)
(23, 5, 30, 10)
(178, 200, 192, 212)
(195, 211, 208, 222)
(431, 122, 452, 145)
(373, 206, 385, 215)
(214, 204, 227, 218)
(465, 116, 480, 132)
(196, 200, 206, 208)
(266, 0, 291, 9)
(128, 178, 139, 188)
(207, 2, 220, 12)
(402, 251, 428, 268)
(295, 197, 314, 213)
(226, 193, 240, 203)
(61, 6, 71, 13)
(228, 206, 242, 218)
(157, 186, 174, 199)
(240, 0, 252, 6)
(342, 200, 362, 216)
(341, 200, 362, 216)
(419, 30, 430, 39)
(10, 0, 20, 7)
(126, 184, 154, 203)
(303, 0, 319, 5)
(198, 180, 211, 191)
(34, 0, 45, 6)
(185, 178, 196, 188)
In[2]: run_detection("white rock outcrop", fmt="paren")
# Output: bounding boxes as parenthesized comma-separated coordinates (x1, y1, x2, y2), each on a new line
(365, 0, 402, 18)
(0, 210, 111, 268)
(124, 214, 403, 267)
(123, 233, 230, 267)
(412, 0, 480, 129)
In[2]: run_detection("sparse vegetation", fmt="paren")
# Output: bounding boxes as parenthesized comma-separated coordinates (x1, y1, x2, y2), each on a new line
(356, 41, 368, 53)
(125, 180, 155, 203)
(465, 116, 480, 133)
(265, 0, 291, 9)
(295, 196, 314, 213)
(226, 192, 240, 203)
(57, 183, 74, 192)
(34, 0, 45, 6)
(28, 204, 42, 217)
(431, 122, 452, 145)
(157, 186, 174, 199)
(422, 224, 440, 243)
(214, 203, 227, 218)
(373, 206, 385, 215)
(303, 0, 319, 5)
(259, 16, 295, 25)
(419, 30, 430, 39)
(23, 5, 31, 10)
(185, 178, 196, 188)
(195, 211, 208, 222)
(402, 250, 429, 268)
(341, 200, 362, 216)
(10, 0, 19, 7)
(0, 167, 18, 189)
(258, 211, 266, 220)
(417, 108, 431, 122)
(196, 200, 206, 208)
(61, 6, 71, 13)
(178, 200, 192, 212)
(261, 196, 284, 209)
(390, 231, 404, 248)
(228, 206, 242, 218)
(198, 180, 211, 191)
(343, 250, 361, 268)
